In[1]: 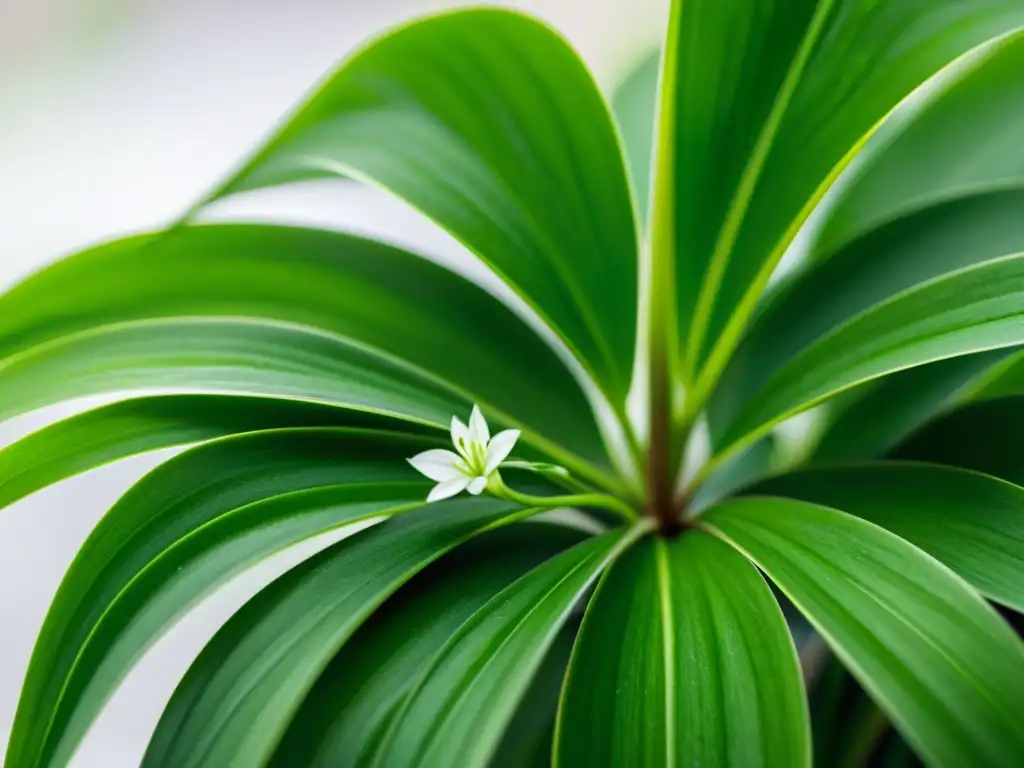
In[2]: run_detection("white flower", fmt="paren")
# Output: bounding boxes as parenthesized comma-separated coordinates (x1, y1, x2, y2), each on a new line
(408, 405, 520, 502)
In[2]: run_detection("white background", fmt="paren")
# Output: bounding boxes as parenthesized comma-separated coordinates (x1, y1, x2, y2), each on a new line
(0, 0, 666, 764)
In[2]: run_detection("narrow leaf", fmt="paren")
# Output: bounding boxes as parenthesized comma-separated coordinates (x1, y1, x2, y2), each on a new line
(372, 526, 642, 768)
(718, 254, 1024, 456)
(0, 224, 608, 469)
(0, 394, 430, 511)
(611, 51, 659, 219)
(143, 500, 530, 768)
(5, 428, 429, 768)
(712, 189, 1024, 445)
(752, 462, 1024, 611)
(703, 497, 1024, 768)
(665, 0, 1024, 389)
(555, 533, 808, 767)
(269, 525, 584, 768)
(199, 10, 639, 401)
(816, 30, 1024, 260)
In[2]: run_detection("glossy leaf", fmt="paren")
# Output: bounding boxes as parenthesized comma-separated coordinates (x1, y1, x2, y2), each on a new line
(893, 396, 1024, 485)
(717, 254, 1024, 458)
(752, 462, 1024, 611)
(143, 499, 531, 768)
(199, 10, 639, 401)
(611, 51, 659, 219)
(712, 189, 1024, 445)
(373, 526, 642, 768)
(270, 525, 584, 768)
(665, 0, 1024, 393)
(555, 533, 808, 767)
(0, 224, 608, 469)
(703, 497, 1024, 768)
(0, 394, 431, 511)
(816, 30, 1024, 260)
(810, 351, 1012, 463)
(6, 428, 429, 768)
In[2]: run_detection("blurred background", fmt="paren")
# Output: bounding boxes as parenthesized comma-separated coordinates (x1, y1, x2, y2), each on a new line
(0, 0, 666, 763)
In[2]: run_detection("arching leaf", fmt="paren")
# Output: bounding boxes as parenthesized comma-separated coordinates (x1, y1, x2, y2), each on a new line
(197, 10, 639, 402)
(752, 462, 1024, 611)
(0, 394, 431, 511)
(373, 526, 643, 768)
(0, 224, 609, 471)
(555, 534, 808, 767)
(659, 0, 1024, 396)
(703, 498, 1024, 768)
(142, 500, 533, 768)
(716, 254, 1024, 460)
(5, 428, 429, 768)
(268, 524, 584, 768)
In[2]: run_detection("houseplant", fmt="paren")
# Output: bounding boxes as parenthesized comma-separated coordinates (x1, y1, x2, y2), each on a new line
(4, 1, 1024, 765)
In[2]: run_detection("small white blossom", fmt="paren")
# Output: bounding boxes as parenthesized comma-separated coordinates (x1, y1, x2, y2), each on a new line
(408, 405, 520, 502)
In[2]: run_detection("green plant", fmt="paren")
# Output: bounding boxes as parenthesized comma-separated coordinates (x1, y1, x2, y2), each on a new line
(4, 2, 1024, 766)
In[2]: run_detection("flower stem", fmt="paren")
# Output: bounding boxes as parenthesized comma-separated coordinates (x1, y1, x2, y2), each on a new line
(488, 473, 638, 522)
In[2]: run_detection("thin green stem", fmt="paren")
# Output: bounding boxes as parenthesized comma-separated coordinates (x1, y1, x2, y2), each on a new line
(489, 473, 638, 522)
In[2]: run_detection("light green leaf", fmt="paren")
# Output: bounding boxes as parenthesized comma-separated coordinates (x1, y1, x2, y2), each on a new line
(751, 462, 1024, 611)
(142, 499, 531, 768)
(815, 30, 1024, 260)
(809, 351, 1012, 463)
(0, 224, 609, 471)
(0, 394, 432, 511)
(372, 526, 642, 768)
(199, 10, 639, 401)
(269, 525, 584, 768)
(611, 51, 659, 219)
(711, 189, 1024, 445)
(703, 497, 1024, 768)
(555, 533, 808, 767)
(716, 254, 1024, 460)
(5, 428, 430, 768)
(893, 396, 1024, 485)
(663, 0, 1024, 398)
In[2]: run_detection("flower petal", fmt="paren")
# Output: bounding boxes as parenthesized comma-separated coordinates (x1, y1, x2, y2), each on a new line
(469, 404, 490, 444)
(467, 476, 488, 495)
(408, 449, 462, 482)
(485, 429, 521, 474)
(427, 476, 470, 503)
(451, 415, 472, 457)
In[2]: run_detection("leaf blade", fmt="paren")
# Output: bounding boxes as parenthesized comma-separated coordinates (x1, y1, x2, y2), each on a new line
(703, 497, 1024, 768)
(555, 533, 809, 767)
(751, 462, 1024, 611)
(141, 500, 531, 768)
(198, 10, 639, 401)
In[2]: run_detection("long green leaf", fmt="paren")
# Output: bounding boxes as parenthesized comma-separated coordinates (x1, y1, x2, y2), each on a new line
(751, 462, 1024, 611)
(5, 428, 430, 768)
(703, 497, 1024, 768)
(197, 10, 639, 402)
(0, 224, 608, 469)
(555, 533, 808, 767)
(716, 254, 1024, 460)
(711, 189, 1024, 444)
(815, 30, 1024, 260)
(268, 524, 584, 768)
(142, 499, 530, 768)
(893, 396, 1024, 485)
(809, 351, 1013, 463)
(0, 394, 431, 511)
(665, 0, 1024, 395)
(372, 526, 642, 768)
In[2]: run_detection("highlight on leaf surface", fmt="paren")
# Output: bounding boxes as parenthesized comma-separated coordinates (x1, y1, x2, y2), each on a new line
(4, 2, 1024, 767)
